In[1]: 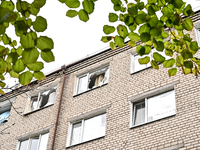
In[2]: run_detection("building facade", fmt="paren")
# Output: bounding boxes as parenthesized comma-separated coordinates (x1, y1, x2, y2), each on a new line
(1, 11, 200, 150)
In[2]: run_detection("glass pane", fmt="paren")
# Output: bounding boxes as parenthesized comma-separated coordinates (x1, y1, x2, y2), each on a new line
(71, 122, 82, 145)
(134, 55, 148, 72)
(19, 140, 29, 150)
(77, 75, 88, 94)
(134, 102, 145, 125)
(147, 90, 176, 122)
(0, 110, 10, 124)
(82, 114, 106, 142)
(38, 133, 49, 150)
(30, 137, 39, 150)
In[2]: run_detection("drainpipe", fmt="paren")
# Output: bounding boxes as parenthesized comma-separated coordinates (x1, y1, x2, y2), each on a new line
(51, 65, 66, 150)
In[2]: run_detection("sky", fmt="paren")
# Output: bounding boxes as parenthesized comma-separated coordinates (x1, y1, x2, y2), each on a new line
(3, 0, 200, 88)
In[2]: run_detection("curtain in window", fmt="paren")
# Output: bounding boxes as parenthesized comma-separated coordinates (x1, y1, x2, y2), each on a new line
(0, 110, 10, 124)
(134, 102, 145, 125)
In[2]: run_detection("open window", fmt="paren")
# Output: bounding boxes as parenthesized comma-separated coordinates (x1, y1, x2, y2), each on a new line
(67, 113, 106, 146)
(131, 90, 176, 127)
(0, 106, 11, 124)
(17, 132, 49, 150)
(27, 86, 57, 112)
(76, 66, 109, 94)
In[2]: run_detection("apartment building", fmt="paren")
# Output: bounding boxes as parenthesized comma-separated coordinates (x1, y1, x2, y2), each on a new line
(1, 11, 200, 150)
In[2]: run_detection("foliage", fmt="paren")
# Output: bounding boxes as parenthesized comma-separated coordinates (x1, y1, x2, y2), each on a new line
(0, 0, 199, 94)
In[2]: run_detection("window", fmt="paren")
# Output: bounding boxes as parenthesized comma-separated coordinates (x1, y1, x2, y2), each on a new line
(131, 48, 171, 73)
(131, 90, 176, 127)
(18, 132, 49, 150)
(195, 26, 200, 47)
(76, 66, 109, 94)
(68, 113, 106, 146)
(0, 106, 11, 124)
(28, 86, 57, 112)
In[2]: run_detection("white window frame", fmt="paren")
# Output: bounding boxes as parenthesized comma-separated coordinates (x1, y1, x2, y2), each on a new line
(75, 65, 109, 95)
(27, 86, 57, 113)
(66, 113, 107, 147)
(195, 26, 200, 47)
(130, 48, 171, 74)
(16, 132, 49, 150)
(129, 82, 179, 128)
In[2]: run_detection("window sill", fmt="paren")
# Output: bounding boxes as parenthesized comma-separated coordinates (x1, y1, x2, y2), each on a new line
(130, 114, 176, 129)
(130, 66, 152, 75)
(73, 83, 108, 97)
(66, 135, 105, 149)
(23, 103, 54, 116)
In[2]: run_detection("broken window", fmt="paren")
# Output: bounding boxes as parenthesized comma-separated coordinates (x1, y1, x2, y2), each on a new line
(76, 66, 109, 94)
(28, 86, 57, 112)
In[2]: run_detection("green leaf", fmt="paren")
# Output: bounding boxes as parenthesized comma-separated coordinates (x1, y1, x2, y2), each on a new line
(128, 24, 137, 31)
(109, 13, 118, 22)
(140, 33, 150, 42)
(181, 50, 193, 59)
(82, 0, 94, 14)
(29, 4, 40, 16)
(168, 68, 177, 76)
(151, 60, 159, 69)
(2, 34, 10, 45)
(128, 5, 138, 17)
(32, 0, 46, 9)
(16, 47, 23, 56)
(27, 62, 44, 71)
(20, 33, 35, 49)
(128, 32, 140, 41)
(13, 59, 25, 73)
(65, 0, 80, 8)
(66, 10, 78, 18)
(0, 74, 5, 80)
(22, 48, 39, 64)
(0, 58, 7, 74)
(184, 61, 193, 68)
(182, 18, 193, 31)
(154, 41, 164, 52)
(165, 49, 173, 57)
(114, 36, 124, 48)
(176, 55, 184, 67)
(162, 6, 174, 18)
(0, 89, 5, 95)
(162, 32, 169, 38)
(135, 12, 146, 24)
(147, 5, 155, 16)
(192, 68, 197, 76)
(191, 57, 200, 65)
(153, 52, 165, 63)
(6, 52, 18, 64)
(33, 71, 45, 81)
(111, 0, 121, 5)
(117, 25, 128, 38)
(41, 50, 55, 63)
(138, 2, 145, 10)
(138, 24, 150, 34)
(138, 56, 150, 64)
(114, 4, 121, 11)
(1, 1, 15, 11)
(124, 15, 134, 26)
(101, 36, 114, 43)
(183, 4, 194, 16)
(103, 25, 115, 35)
(36, 36, 54, 50)
(128, 41, 136, 47)
(78, 9, 89, 22)
(184, 68, 191, 75)
(172, 0, 184, 9)
(163, 58, 175, 68)
(136, 45, 145, 56)
(33, 16, 47, 32)
(110, 41, 116, 50)
(0, 81, 6, 88)
(19, 71, 33, 86)
(190, 41, 199, 51)
(9, 70, 19, 78)
(158, 0, 166, 7)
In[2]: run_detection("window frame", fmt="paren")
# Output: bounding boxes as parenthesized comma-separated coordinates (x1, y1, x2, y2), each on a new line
(130, 89, 176, 128)
(16, 132, 49, 150)
(195, 27, 200, 47)
(66, 113, 107, 147)
(75, 65, 109, 95)
(26, 86, 57, 114)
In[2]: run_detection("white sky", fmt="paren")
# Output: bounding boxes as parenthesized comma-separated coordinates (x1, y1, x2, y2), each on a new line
(2, 0, 200, 88)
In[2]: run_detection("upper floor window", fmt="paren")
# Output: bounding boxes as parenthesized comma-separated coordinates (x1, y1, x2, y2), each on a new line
(195, 26, 200, 47)
(76, 66, 109, 94)
(67, 113, 106, 146)
(131, 48, 171, 73)
(26, 86, 57, 113)
(131, 90, 176, 127)
(18, 132, 49, 150)
(0, 107, 11, 124)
